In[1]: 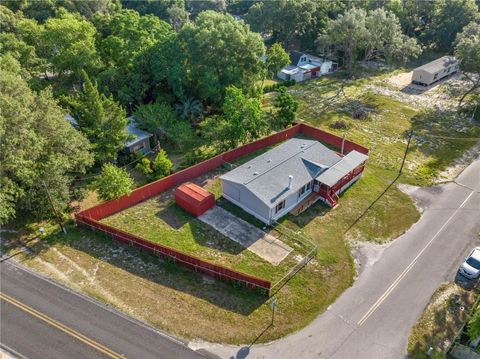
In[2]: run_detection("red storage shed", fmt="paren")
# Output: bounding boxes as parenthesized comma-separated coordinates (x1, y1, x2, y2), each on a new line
(175, 182, 215, 216)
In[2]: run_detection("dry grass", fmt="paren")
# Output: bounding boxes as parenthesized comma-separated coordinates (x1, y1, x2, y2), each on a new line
(407, 283, 478, 359)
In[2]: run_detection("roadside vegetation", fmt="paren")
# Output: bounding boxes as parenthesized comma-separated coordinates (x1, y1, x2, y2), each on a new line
(407, 283, 478, 359)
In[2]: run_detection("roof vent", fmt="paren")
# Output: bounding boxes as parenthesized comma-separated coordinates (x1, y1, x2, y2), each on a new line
(288, 175, 293, 189)
(267, 159, 271, 163)
(248, 165, 252, 169)
(253, 171, 258, 176)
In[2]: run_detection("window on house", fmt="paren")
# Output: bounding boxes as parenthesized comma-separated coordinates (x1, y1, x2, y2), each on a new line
(447, 67, 451, 73)
(433, 73, 438, 80)
(306, 181, 312, 191)
(299, 186, 306, 198)
(275, 200, 285, 213)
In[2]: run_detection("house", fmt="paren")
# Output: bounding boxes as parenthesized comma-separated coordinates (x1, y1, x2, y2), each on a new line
(411, 56, 459, 87)
(65, 114, 153, 154)
(220, 139, 368, 225)
(277, 51, 336, 82)
(125, 116, 152, 154)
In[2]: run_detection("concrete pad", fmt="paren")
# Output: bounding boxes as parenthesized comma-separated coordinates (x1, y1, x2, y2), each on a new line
(199, 207, 292, 266)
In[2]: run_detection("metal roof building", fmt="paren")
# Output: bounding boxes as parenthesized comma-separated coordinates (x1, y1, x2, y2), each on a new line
(221, 139, 368, 224)
(411, 56, 459, 87)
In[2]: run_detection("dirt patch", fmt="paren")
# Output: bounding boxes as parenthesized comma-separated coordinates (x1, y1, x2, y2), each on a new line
(350, 240, 391, 278)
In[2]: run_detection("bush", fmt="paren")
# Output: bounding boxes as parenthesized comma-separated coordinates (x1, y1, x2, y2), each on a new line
(135, 157, 153, 175)
(263, 79, 295, 93)
(152, 149, 173, 179)
(179, 147, 217, 169)
(96, 164, 134, 201)
(330, 119, 349, 130)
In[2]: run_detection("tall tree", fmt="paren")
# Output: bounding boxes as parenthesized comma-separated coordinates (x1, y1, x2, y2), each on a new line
(273, 90, 299, 129)
(65, 71, 128, 163)
(265, 43, 291, 80)
(318, 7, 421, 77)
(246, 0, 323, 49)
(38, 10, 101, 80)
(155, 11, 265, 104)
(96, 9, 174, 106)
(455, 21, 480, 105)
(318, 8, 369, 77)
(364, 8, 421, 64)
(0, 56, 93, 223)
(424, 0, 479, 52)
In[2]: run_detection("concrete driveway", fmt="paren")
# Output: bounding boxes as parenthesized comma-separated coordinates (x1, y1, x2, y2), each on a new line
(199, 206, 292, 266)
(194, 157, 480, 358)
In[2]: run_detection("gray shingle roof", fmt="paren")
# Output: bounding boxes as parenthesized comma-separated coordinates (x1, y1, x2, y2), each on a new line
(221, 139, 344, 206)
(415, 56, 457, 74)
(289, 50, 304, 65)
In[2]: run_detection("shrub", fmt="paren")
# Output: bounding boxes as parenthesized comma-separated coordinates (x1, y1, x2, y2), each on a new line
(135, 157, 153, 175)
(152, 149, 173, 179)
(330, 119, 349, 130)
(263, 79, 295, 93)
(96, 164, 134, 201)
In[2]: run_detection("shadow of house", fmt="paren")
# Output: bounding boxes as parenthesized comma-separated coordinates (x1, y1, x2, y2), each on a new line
(21, 224, 266, 316)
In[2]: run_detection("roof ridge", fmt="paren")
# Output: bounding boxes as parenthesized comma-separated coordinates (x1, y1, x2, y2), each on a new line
(243, 140, 318, 185)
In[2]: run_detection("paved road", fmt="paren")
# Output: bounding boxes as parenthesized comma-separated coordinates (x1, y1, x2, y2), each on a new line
(197, 157, 480, 359)
(0, 260, 206, 359)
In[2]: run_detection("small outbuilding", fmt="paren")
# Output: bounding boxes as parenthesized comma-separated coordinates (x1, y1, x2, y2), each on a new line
(411, 56, 459, 87)
(175, 182, 215, 217)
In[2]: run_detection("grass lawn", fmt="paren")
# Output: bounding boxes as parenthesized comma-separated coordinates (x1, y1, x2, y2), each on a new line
(407, 283, 478, 359)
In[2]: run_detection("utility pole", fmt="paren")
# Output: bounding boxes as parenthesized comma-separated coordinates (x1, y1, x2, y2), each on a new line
(399, 131, 413, 175)
(270, 297, 277, 326)
(341, 133, 346, 155)
(42, 181, 67, 234)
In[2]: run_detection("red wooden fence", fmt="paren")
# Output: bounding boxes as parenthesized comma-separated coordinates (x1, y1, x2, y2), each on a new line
(75, 123, 368, 293)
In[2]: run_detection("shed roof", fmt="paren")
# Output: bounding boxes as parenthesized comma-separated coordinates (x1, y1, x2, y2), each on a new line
(415, 56, 457, 74)
(125, 116, 153, 147)
(221, 139, 344, 206)
(315, 151, 368, 187)
(176, 182, 213, 203)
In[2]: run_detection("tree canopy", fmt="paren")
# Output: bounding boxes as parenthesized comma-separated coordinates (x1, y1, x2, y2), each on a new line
(155, 11, 265, 104)
(65, 71, 128, 163)
(96, 163, 134, 201)
(0, 56, 93, 224)
(455, 20, 480, 105)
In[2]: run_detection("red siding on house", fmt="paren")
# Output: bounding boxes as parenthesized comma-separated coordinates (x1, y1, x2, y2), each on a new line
(175, 183, 215, 217)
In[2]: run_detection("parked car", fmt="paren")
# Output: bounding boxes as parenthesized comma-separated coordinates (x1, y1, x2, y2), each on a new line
(458, 247, 480, 280)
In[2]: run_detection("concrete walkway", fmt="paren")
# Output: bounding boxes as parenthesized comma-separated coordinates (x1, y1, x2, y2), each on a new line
(199, 207, 292, 266)
(194, 157, 480, 358)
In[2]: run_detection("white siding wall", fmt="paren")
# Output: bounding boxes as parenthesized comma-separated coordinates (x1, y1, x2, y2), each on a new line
(221, 180, 271, 224)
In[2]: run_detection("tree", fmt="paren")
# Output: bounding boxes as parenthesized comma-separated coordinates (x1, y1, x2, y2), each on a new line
(96, 163, 134, 201)
(318, 8, 369, 77)
(455, 21, 480, 105)
(174, 97, 204, 124)
(185, 0, 226, 17)
(264, 43, 290, 81)
(121, 0, 184, 21)
(469, 307, 480, 340)
(364, 8, 421, 64)
(273, 90, 299, 129)
(134, 101, 195, 150)
(0, 55, 93, 223)
(38, 10, 101, 80)
(201, 86, 268, 149)
(246, 0, 324, 49)
(424, 0, 479, 52)
(65, 70, 128, 163)
(166, 5, 188, 31)
(96, 9, 174, 106)
(318, 7, 421, 77)
(152, 149, 173, 179)
(155, 11, 265, 104)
